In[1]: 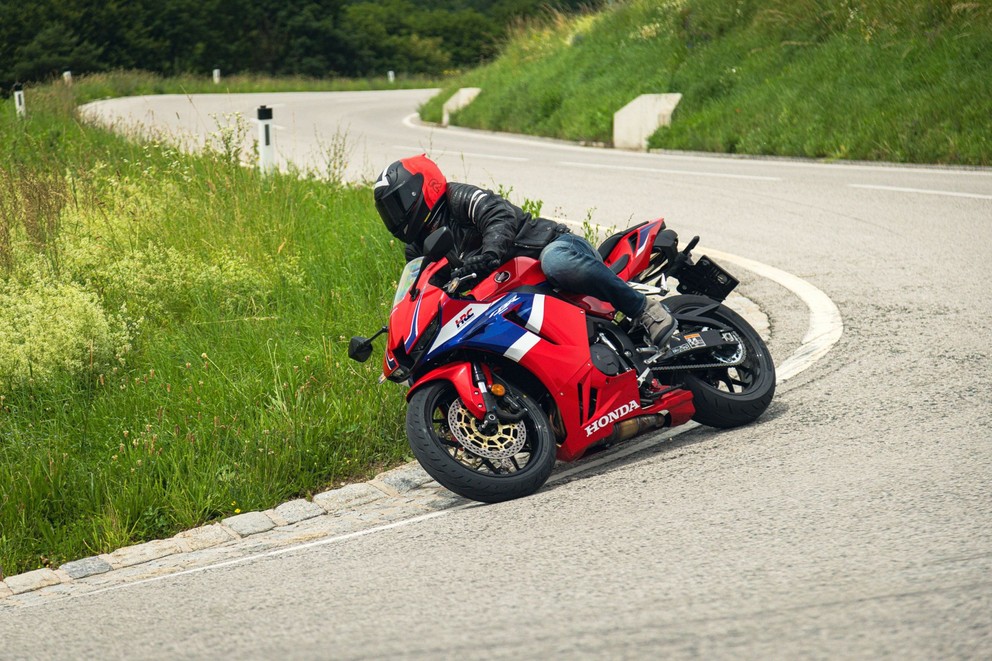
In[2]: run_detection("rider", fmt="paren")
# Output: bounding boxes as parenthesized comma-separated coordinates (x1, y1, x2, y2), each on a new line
(373, 154, 676, 348)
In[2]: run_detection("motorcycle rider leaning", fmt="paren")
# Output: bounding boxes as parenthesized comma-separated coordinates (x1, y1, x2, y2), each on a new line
(373, 154, 677, 349)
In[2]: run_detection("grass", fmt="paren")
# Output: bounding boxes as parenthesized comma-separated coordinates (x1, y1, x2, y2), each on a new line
(0, 76, 411, 577)
(420, 0, 992, 165)
(59, 69, 440, 105)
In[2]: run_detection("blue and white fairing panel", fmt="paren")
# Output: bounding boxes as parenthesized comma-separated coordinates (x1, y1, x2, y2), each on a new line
(426, 293, 550, 364)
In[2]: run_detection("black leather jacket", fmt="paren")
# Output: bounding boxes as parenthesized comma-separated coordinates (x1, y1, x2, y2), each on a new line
(405, 183, 570, 262)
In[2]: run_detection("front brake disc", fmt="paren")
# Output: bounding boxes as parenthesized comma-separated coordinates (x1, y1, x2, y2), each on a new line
(447, 400, 527, 460)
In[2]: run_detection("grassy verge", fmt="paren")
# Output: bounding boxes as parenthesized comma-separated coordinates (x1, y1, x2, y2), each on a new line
(420, 0, 992, 165)
(0, 77, 409, 577)
(49, 69, 440, 106)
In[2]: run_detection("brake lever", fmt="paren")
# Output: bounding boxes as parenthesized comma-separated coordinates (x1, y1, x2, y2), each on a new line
(443, 273, 477, 295)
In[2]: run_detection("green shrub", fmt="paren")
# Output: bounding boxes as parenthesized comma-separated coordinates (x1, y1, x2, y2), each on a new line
(0, 279, 132, 392)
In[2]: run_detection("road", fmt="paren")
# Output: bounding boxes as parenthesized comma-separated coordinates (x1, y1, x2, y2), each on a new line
(3, 90, 991, 658)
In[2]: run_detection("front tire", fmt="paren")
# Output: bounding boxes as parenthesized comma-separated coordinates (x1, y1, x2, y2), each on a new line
(664, 295, 776, 428)
(406, 380, 557, 503)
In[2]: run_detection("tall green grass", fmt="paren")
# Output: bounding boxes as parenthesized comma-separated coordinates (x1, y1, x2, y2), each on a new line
(0, 79, 408, 577)
(421, 0, 992, 164)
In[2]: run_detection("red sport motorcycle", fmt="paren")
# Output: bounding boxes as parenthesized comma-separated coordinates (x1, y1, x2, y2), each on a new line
(349, 219, 775, 503)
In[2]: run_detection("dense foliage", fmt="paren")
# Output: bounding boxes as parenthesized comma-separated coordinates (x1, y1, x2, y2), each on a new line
(0, 0, 597, 90)
(422, 0, 992, 164)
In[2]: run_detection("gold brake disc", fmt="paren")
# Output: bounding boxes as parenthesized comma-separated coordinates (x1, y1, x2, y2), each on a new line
(447, 400, 527, 460)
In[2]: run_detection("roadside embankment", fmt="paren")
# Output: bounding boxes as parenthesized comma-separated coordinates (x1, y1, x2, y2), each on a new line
(421, 0, 992, 165)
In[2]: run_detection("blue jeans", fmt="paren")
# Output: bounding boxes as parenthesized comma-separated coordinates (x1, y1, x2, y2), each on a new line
(539, 233, 646, 318)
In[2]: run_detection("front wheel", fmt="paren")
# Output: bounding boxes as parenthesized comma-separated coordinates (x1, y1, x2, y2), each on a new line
(664, 295, 776, 428)
(406, 380, 557, 503)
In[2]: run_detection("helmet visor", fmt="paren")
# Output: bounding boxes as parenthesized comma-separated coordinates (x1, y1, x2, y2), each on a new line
(375, 173, 425, 241)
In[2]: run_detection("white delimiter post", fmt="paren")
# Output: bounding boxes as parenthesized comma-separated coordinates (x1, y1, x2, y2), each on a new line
(388, 70, 395, 83)
(63, 70, 72, 85)
(257, 105, 275, 175)
(213, 69, 221, 84)
(14, 83, 25, 118)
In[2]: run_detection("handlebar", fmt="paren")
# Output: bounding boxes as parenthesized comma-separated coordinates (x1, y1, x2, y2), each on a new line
(443, 273, 477, 295)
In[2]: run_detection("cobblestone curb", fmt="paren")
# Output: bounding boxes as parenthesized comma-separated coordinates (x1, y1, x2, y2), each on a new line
(0, 462, 438, 606)
(1, 292, 769, 607)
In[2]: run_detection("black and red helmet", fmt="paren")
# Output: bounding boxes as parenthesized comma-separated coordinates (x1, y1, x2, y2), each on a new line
(374, 155, 447, 243)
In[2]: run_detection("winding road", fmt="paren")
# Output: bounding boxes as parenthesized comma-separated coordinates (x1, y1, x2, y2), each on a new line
(3, 90, 991, 658)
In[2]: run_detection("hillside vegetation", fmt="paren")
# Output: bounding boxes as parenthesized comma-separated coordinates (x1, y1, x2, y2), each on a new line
(0, 80, 409, 577)
(421, 0, 992, 165)
(1, 0, 597, 90)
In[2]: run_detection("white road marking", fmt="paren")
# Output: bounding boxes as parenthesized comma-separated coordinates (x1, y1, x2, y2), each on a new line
(66, 511, 456, 601)
(559, 160, 782, 182)
(849, 184, 992, 200)
(705, 247, 844, 382)
(393, 144, 528, 162)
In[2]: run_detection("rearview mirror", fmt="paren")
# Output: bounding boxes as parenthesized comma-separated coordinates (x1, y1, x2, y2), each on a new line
(423, 227, 454, 263)
(348, 336, 373, 363)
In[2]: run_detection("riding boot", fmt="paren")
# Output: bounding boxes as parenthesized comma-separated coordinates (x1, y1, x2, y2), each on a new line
(637, 298, 677, 348)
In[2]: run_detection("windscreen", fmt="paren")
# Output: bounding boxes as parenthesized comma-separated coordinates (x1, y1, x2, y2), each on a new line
(392, 257, 423, 308)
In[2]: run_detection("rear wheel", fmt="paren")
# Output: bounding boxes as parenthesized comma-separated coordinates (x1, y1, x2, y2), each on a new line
(664, 295, 775, 428)
(406, 380, 556, 503)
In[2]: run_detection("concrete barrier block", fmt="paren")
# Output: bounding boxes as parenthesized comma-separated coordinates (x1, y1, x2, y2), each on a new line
(613, 93, 682, 151)
(442, 88, 482, 127)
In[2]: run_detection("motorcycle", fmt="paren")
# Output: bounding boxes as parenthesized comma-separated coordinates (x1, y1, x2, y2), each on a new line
(349, 219, 775, 503)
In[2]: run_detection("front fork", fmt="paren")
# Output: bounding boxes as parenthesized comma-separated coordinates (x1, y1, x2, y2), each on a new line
(407, 361, 526, 431)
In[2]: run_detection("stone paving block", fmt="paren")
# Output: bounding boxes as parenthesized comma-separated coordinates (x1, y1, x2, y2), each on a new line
(222, 511, 276, 537)
(103, 539, 181, 570)
(265, 510, 289, 527)
(4, 568, 61, 595)
(0, 582, 13, 599)
(60, 556, 113, 580)
(175, 524, 238, 551)
(313, 483, 385, 513)
(274, 499, 325, 525)
(375, 463, 435, 494)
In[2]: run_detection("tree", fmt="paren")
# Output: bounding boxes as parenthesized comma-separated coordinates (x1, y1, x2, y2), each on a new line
(12, 23, 103, 82)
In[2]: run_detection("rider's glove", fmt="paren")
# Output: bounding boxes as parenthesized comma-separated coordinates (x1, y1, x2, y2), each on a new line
(451, 252, 500, 285)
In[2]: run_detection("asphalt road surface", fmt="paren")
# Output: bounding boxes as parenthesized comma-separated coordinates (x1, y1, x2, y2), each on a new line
(3, 90, 990, 659)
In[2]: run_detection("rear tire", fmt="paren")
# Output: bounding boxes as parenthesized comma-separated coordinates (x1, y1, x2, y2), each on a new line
(664, 295, 775, 428)
(406, 380, 556, 503)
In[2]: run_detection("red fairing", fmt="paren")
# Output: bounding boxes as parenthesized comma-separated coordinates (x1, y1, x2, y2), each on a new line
(407, 362, 487, 414)
(469, 257, 546, 301)
(382, 258, 450, 381)
(482, 293, 693, 461)
(389, 216, 697, 462)
(603, 218, 666, 282)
